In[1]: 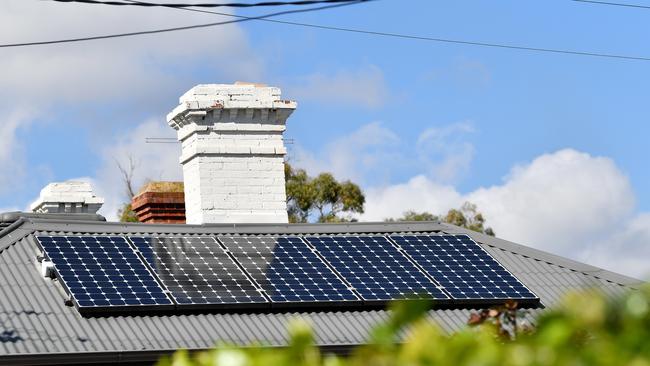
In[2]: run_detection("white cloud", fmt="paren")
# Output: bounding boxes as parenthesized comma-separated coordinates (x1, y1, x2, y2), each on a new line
(467, 150, 635, 257)
(292, 121, 476, 186)
(416, 122, 475, 183)
(292, 122, 402, 184)
(0, 107, 33, 194)
(295, 123, 647, 278)
(24, 118, 182, 220)
(285, 65, 388, 108)
(0, 0, 262, 209)
(93, 119, 183, 220)
(359, 148, 648, 278)
(0, 1, 263, 104)
(363, 175, 463, 221)
(584, 213, 650, 280)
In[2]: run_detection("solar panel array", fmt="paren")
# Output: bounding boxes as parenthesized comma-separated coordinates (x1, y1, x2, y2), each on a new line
(36, 236, 171, 309)
(35, 233, 538, 313)
(130, 236, 266, 305)
(390, 234, 537, 300)
(304, 236, 448, 301)
(219, 236, 358, 303)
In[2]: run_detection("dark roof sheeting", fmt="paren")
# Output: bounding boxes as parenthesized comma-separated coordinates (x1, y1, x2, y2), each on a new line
(0, 216, 641, 364)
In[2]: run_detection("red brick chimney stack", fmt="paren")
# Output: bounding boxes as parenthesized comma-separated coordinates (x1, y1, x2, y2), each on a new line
(131, 182, 186, 224)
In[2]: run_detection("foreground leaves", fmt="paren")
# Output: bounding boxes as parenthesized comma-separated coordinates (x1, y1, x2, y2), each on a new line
(158, 286, 650, 366)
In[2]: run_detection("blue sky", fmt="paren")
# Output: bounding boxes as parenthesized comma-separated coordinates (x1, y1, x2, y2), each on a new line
(1, 0, 649, 277)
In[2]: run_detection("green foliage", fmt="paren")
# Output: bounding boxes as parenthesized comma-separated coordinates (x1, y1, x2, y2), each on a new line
(386, 210, 439, 222)
(159, 287, 650, 366)
(285, 163, 365, 223)
(388, 202, 495, 236)
(444, 202, 495, 236)
(118, 203, 138, 223)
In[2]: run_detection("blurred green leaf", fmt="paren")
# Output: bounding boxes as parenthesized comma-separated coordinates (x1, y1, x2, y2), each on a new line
(161, 286, 650, 366)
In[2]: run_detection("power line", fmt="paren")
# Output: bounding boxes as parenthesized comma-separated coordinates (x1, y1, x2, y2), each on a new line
(130, 0, 650, 62)
(6, 0, 650, 62)
(0, 1, 368, 48)
(572, 0, 650, 10)
(94, 0, 650, 62)
(50, 0, 362, 8)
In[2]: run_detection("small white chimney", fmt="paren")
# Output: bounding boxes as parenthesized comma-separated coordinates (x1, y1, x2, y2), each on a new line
(167, 82, 297, 224)
(30, 181, 104, 214)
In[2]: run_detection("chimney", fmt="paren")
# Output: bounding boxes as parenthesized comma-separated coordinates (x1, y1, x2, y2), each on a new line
(30, 181, 104, 214)
(131, 182, 186, 224)
(167, 82, 296, 224)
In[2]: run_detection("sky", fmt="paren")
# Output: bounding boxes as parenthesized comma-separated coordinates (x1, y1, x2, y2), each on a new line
(1, 0, 649, 279)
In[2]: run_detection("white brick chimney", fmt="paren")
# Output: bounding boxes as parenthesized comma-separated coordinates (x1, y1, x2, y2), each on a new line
(167, 82, 296, 224)
(30, 181, 104, 214)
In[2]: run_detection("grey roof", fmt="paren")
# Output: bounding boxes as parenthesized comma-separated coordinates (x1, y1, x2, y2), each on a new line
(0, 214, 642, 365)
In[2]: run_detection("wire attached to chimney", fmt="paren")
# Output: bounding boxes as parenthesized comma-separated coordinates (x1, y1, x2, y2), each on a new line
(49, 0, 364, 8)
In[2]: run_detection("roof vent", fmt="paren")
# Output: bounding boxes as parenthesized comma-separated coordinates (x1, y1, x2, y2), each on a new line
(30, 181, 104, 214)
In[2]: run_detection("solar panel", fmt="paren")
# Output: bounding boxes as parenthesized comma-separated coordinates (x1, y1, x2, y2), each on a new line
(218, 236, 359, 304)
(35, 236, 172, 309)
(390, 234, 538, 300)
(304, 236, 449, 302)
(129, 236, 267, 306)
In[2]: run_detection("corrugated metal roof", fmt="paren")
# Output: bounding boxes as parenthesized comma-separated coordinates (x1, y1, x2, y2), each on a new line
(0, 216, 641, 364)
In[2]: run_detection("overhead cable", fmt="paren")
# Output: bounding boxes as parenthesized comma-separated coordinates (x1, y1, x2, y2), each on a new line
(0, 1, 367, 48)
(50, 0, 363, 8)
(8, 0, 650, 62)
(111, 0, 650, 62)
(128, 0, 650, 62)
(572, 0, 650, 10)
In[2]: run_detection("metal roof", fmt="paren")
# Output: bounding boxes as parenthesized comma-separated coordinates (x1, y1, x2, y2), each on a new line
(0, 214, 642, 365)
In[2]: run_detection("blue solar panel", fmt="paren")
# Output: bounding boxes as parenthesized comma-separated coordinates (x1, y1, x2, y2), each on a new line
(36, 236, 172, 309)
(219, 236, 359, 303)
(390, 234, 538, 300)
(304, 236, 449, 301)
(129, 236, 267, 305)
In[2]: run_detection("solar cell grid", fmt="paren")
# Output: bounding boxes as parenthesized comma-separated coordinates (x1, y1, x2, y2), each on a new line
(36, 236, 172, 308)
(129, 236, 267, 305)
(304, 236, 449, 301)
(390, 234, 537, 300)
(219, 236, 359, 303)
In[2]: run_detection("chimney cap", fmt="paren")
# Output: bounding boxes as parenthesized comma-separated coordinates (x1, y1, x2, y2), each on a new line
(30, 181, 104, 214)
(167, 83, 297, 129)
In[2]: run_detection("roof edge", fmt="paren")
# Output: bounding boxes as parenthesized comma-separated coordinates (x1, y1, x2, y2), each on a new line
(11, 218, 447, 235)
